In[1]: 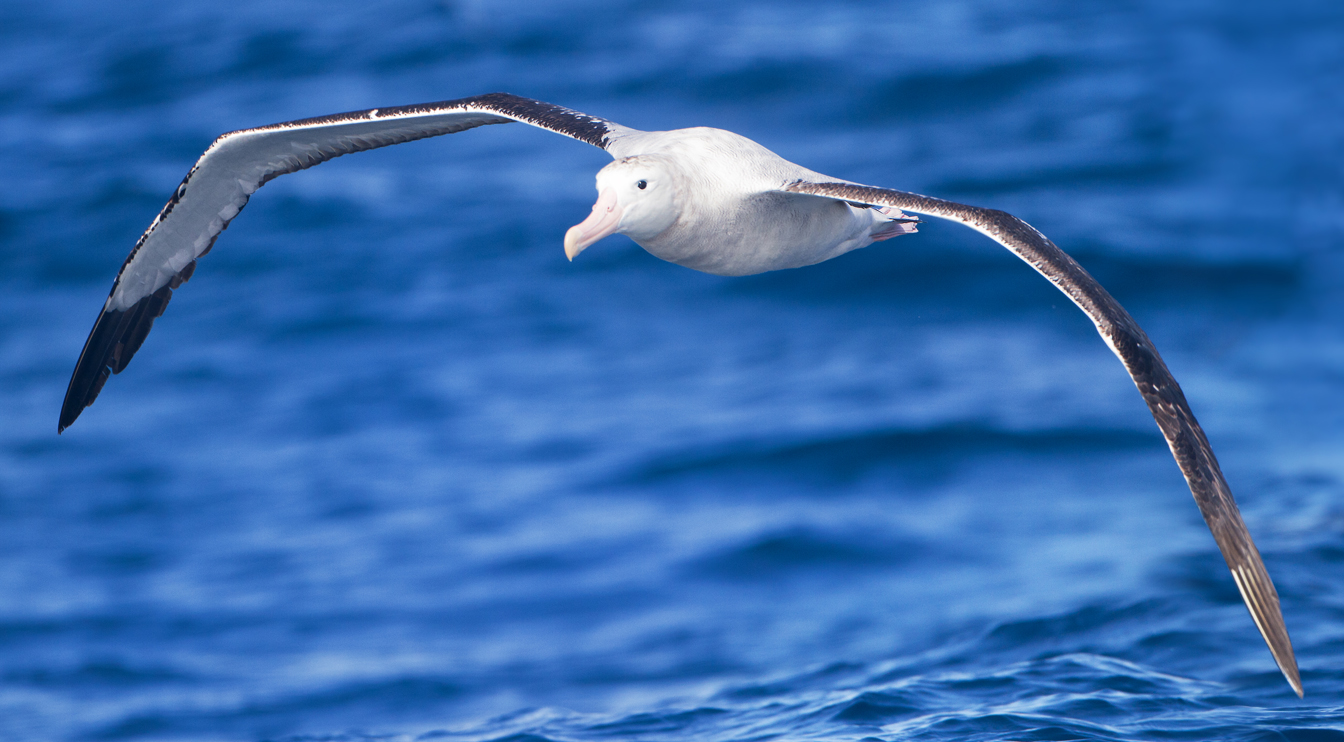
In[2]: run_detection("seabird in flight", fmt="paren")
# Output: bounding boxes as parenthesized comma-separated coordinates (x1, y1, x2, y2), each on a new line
(56, 92, 1302, 695)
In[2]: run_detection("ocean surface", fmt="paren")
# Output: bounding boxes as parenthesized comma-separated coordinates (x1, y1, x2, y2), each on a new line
(2, 1, 1342, 740)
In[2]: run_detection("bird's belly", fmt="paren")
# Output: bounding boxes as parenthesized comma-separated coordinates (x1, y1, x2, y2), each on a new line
(639, 195, 873, 277)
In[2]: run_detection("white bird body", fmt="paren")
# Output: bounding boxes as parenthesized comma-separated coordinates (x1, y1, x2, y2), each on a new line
(577, 126, 911, 275)
(57, 93, 1301, 695)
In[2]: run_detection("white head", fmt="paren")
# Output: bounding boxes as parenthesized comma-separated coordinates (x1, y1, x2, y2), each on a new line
(564, 155, 681, 260)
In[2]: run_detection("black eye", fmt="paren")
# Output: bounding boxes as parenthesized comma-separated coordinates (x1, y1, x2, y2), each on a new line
(636, 179, 647, 190)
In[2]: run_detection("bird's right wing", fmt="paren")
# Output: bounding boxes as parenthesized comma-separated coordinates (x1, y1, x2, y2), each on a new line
(784, 179, 1302, 696)
(60, 93, 635, 432)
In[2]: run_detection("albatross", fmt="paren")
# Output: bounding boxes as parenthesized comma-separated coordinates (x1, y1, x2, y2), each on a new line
(57, 92, 1301, 695)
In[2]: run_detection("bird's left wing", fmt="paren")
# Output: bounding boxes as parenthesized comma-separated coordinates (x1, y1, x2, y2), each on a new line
(60, 93, 633, 432)
(782, 179, 1302, 696)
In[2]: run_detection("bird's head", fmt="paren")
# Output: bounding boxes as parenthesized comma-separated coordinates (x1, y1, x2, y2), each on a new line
(564, 155, 681, 260)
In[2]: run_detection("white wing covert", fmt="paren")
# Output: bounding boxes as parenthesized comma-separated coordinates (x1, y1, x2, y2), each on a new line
(59, 93, 630, 431)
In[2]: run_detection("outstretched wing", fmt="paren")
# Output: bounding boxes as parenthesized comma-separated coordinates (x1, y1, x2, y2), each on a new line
(784, 180, 1302, 697)
(59, 93, 635, 432)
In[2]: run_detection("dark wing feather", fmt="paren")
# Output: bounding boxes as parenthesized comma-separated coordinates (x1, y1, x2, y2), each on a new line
(60, 93, 628, 432)
(785, 180, 1302, 696)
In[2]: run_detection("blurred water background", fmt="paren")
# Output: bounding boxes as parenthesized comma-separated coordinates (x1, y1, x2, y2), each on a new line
(2, 1, 1343, 740)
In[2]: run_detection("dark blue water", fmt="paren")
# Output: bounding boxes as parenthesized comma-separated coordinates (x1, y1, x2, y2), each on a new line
(3, 1, 1343, 739)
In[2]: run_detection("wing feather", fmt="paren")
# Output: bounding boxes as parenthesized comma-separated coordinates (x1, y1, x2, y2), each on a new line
(59, 93, 630, 431)
(784, 180, 1302, 696)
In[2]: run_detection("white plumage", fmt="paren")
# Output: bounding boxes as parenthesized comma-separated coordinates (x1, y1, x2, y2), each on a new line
(57, 93, 1301, 695)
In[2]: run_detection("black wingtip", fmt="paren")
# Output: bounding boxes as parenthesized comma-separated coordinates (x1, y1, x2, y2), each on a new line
(59, 309, 122, 433)
(58, 281, 176, 433)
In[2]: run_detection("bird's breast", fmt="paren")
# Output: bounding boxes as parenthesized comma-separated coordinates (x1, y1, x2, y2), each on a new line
(637, 193, 876, 277)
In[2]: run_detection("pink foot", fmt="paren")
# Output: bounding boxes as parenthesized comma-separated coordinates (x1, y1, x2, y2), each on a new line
(870, 207, 919, 241)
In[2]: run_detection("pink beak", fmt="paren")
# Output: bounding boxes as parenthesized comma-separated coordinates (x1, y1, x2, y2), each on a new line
(564, 188, 622, 261)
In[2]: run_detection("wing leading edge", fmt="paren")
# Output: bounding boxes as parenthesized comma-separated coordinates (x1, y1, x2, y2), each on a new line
(784, 179, 1301, 696)
(59, 93, 629, 432)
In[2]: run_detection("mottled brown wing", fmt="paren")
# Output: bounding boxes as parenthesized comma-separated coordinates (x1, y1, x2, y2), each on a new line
(785, 180, 1302, 696)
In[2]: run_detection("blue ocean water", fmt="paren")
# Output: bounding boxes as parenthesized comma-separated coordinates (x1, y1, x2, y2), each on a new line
(2, 0, 1343, 739)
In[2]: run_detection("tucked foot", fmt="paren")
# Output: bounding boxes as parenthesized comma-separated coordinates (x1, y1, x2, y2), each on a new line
(870, 206, 920, 241)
